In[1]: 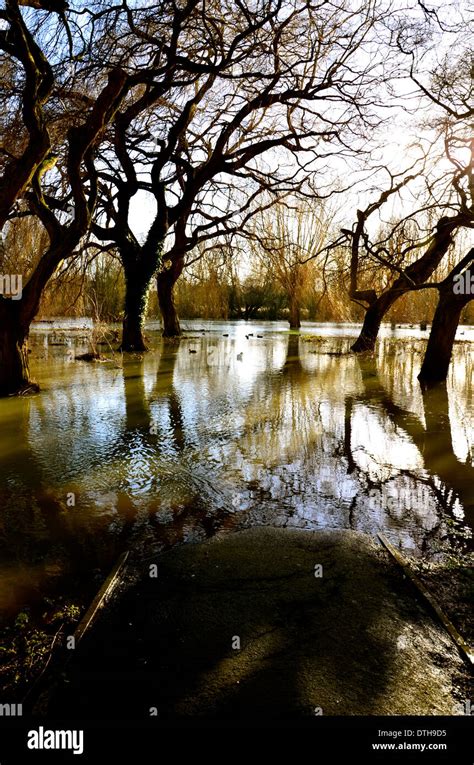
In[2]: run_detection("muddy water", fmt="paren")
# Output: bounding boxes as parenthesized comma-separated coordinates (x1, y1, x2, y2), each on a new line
(0, 320, 472, 620)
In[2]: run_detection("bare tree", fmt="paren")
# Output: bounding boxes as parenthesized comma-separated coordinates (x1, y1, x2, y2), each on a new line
(0, 0, 54, 230)
(348, 10, 474, 353)
(0, 2, 129, 394)
(90, 0, 403, 345)
(247, 199, 336, 328)
(347, 170, 470, 353)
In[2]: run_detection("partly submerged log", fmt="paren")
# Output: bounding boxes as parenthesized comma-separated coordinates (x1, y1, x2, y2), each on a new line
(75, 351, 106, 362)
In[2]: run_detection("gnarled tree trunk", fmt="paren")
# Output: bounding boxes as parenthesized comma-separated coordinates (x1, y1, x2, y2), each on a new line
(0, 240, 75, 396)
(0, 68, 127, 395)
(157, 258, 184, 338)
(418, 284, 472, 388)
(351, 291, 397, 352)
(121, 266, 151, 352)
(418, 251, 474, 387)
(0, 302, 37, 396)
(351, 217, 457, 353)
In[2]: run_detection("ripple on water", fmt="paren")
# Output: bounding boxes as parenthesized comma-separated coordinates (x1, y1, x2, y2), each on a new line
(0, 323, 472, 616)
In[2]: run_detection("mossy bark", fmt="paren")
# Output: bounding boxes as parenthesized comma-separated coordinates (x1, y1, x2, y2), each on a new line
(120, 272, 151, 352)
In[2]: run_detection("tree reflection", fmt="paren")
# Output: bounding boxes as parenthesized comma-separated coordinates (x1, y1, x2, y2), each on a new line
(354, 355, 473, 549)
(421, 385, 473, 523)
(0, 331, 472, 623)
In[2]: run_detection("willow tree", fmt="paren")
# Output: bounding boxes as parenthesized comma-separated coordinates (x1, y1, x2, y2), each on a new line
(347, 130, 473, 354)
(0, 0, 55, 232)
(90, 0, 404, 346)
(348, 10, 473, 353)
(246, 199, 336, 328)
(0, 2, 129, 395)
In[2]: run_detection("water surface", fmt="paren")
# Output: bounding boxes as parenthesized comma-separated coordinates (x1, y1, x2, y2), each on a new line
(0, 320, 472, 619)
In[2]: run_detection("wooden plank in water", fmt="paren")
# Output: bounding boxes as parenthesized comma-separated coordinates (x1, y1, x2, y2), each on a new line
(378, 533, 473, 666)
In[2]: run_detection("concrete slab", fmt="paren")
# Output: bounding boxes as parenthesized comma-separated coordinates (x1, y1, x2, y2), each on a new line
(46, 527, 465, 719)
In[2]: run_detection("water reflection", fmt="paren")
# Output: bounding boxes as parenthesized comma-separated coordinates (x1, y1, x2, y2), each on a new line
(0, 324, 472, 618)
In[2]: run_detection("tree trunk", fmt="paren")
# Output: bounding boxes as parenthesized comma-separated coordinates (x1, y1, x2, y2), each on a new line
(0, 303, 37, 396)
(418, 287, 472, 388)
(0, 236, 86, 397)
(351, 217, 456, 353)
(157, 259, 184, 338)
(289, 299, 301, 329)
(351, 291, 396, 352)
(121, 271, 150, 351)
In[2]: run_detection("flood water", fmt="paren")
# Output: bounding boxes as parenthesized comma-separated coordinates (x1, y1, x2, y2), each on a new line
(0, 320, 473, 620)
